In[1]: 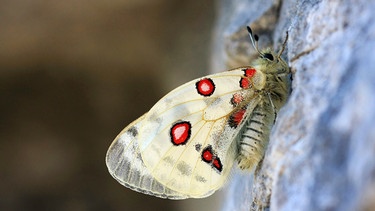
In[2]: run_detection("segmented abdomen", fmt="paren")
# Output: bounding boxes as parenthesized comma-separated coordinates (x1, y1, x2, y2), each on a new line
(237, 102, 275, 170)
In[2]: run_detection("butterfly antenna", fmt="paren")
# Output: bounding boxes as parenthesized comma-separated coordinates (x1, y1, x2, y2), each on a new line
(277, 31, 289, 58)
(246, 26, 263, 56)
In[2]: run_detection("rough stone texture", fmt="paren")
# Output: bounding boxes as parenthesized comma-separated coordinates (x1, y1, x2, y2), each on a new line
(213, 0, 375, 210)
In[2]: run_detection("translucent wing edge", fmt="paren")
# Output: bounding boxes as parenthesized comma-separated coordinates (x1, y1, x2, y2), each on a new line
(105, 114, 192, 200)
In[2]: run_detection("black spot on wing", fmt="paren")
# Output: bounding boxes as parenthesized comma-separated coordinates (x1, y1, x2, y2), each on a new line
(128, 126, 138, 137)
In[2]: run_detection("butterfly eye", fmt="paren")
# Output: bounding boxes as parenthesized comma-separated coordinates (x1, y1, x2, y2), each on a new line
(262, 53, 274, 61)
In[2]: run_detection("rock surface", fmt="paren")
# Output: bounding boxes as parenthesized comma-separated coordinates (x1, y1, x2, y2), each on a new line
(213, 0, 375, 210)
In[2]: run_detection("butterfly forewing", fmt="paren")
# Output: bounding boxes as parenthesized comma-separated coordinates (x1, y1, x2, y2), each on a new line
(138, 69, 252, 150)
(136, 68, 260, 197)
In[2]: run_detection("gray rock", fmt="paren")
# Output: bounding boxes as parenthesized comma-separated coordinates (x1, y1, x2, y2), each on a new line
(213, 0, 375, 210)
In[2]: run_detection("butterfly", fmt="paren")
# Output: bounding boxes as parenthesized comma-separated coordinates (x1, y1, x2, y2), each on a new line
(106, 26, 291, 199)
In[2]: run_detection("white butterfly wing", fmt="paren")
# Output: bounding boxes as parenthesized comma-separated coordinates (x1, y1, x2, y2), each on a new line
(106, 25, 291, 199)
(137, 68, 261, 198)
(106, 114, 190, 199)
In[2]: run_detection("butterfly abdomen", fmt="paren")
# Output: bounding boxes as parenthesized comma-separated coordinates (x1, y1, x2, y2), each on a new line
(237, 102, 275, 170)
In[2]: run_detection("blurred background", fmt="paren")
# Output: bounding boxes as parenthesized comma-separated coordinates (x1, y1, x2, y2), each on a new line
(0, 0, 224, 210)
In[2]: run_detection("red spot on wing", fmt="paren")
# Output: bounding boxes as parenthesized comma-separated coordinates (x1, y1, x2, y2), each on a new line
(201, 145, 223, 173)
(228, 108, 246, 128)
(244, 68, 256, 77)
(213, 158, 222, 171)
(240, 78, 250, 89)
(230, 93, 244, 107)
(202, 146, 213, 162)
(240, 68, 256, 89)
(170, 121, 191, 145)
(196, 78, 215, 97)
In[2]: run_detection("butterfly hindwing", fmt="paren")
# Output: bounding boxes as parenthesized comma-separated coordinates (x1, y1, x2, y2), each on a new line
(106, 114, 190, 199)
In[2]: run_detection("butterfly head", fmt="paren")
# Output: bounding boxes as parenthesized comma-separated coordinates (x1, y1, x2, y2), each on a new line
(246, 26, 289, 74)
